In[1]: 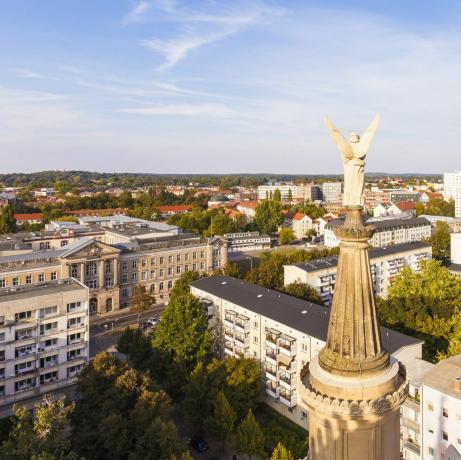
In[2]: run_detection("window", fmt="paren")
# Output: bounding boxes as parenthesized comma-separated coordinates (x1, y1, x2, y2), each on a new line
(40, 322, 58, 335)
(427, 402, 434, 411)
(40, 371, 58, 385)
(70, 265, 78, 278)
(122, 274, 128, 283)
(151, 257, 157, 265)
(0, 350, 4, 361)
(25, 275, 32, 284)
(159, 268, 164, 277)
(159, 282, 164, 291)
(67, 348, 84, 361)
(176, 254, 181, 262)
(185, 264, 190, 272)
(85, 262, 97, 277)
(193, 263, 197, 271)
(86, 279, 97, 289)
(132, 260, 137, 269)
(167, 280, 172, 290)
(428, 427, 434, 434)
(168, 267, 173, 276)
(60, 239, 68, 247)
(168, 255, 173, 264)
(193, 251, 197, 259)
(200, 262, 205, 270)
(39, 306, 57, 318)
(105, 260, 112, 273)
(254, 321, 258, 329)
(132, 273, 137, 282)
(15, 377, 35, 391)
(200, 250, 205, 258)
(428, 447, 434, 456)
(41, 338, 58, 349)
(39, 242, 50, 250)
(0, 279, 5, 288)
(141, 258, 147, 268)
(185, 254, 190, 261)
(150, 269, 157, 279)
(122, 288, 128, 298)
(40, 355, 58, 368)
(159, 256, 164, 265)
(141, 271, 147, 281)
(15, 311, 32, 321)
(68, 332, 82, 344)
(67, 317, 84, 328)
(38, 273, 45, 282)
(13, 277, 19, 286)
(15, 361, 34, 376)
(442, 408, 448, 418)
(121, 261, 128, 271)
(442, 431, 448, 441)
(51, 272, 57, 280)
(253, 336, 258, 344)
(105, 277, 112, 288)
(0, 333, 4, 342)
(0, 316, 4, 326)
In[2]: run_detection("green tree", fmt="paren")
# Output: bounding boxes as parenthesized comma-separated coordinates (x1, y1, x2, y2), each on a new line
(430, 220, 451, 260)
(254, 200, 283, 234)
(0, 396, 76, 459)
(223, 263, 242, 278)
(282, 281, 323, 305)
(153, 293, 212, 370)
(0, 205, 16, 234)
(270, 442, 295, 460)
(169, 270, 203, 298)
(273, 189, 282, 202)
(131, 284, 156, 322)
(287, 188, 293, 203)
(206, 390, 237, 452)
(207, 212, 237, 236)
(235, 410, 265, 459)
(279, 228, 295, 245)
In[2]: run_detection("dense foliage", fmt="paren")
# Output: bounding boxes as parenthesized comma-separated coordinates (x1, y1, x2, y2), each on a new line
(429, 221, 451, 261)
(0, 205, 16, 234)
(254, 200, 284, 234)
(377, 260, 461, 361)
(416, 198, 455, 217)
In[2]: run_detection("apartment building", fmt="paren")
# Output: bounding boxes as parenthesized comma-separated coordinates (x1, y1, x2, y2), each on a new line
(421, 355, 461, 460)
(190, 276, 423, 429)
(284, 241, 432, 305)
(324, 216, 431, 248)
(0, 235, 227, 315)
(258, 184, 297, 202)
(295, 184, 320, 202)
(224, 232, 271, 252)
(292, 213, 313, 239)
(401, 358, 435, 460)
(444, 171, 461, 218)
(0, 278, 89, 417)
(320, 182, 342, 203)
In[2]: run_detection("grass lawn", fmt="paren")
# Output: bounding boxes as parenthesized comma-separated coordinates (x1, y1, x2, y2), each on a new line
(255, 403, 308, 458)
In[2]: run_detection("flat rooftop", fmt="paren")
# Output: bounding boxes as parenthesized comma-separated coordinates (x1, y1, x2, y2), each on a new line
(191, 276, 422, 355)
(421, 355, 461, 399)
(326, 216, 431, 231)
(289, 241, 432, 274)
(0, 278, 87, 301)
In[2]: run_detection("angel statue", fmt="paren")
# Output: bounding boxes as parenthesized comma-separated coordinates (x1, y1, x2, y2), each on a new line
(324, 114, 380, 207)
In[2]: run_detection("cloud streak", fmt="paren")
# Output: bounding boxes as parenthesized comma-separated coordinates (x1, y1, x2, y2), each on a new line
(118, 103, 233, 117)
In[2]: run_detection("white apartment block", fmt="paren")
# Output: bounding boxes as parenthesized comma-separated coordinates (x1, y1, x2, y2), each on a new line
(421, 355, 461, 460)
(0, 279, 89, 417)
(324, 216, 432, 248)
(292, 214, 313, 240)
(190, 276, 423, 429)
(321, 182, 343, 203)
(443, 171, 461, 218)
(284, 241, 432, 305)
(258, 184, 297, 202)
(401, 358, 435, 460)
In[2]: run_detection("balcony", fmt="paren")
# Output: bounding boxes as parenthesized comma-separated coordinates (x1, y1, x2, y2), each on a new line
(224, 318, 234, 329)
(67, 353, 84, 362)
(279, 374, 296, 391)
(40, 377, 59, 386)
(15, 367, 36, 377)
(265, 352, 277, 366)
(43, 360, 59, 368)
(234, 334, 248, 347)
(402, 417, 420, 433)
(265, 334, 278, 345)
(403, 440, 420, 455)
(265, 384, 278, 399)
(279, 393, 296, 408)
(404, 395, 420, 412)
(67, 322, 85, 330)
(234, 321, 249, 334)
(265, 368, 277, 382)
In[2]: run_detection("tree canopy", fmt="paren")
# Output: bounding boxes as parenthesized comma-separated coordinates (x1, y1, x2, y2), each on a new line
(254, 200, 283, 234)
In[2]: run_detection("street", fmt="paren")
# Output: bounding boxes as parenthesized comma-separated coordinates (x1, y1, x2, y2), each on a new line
(89, 304, 166, 357)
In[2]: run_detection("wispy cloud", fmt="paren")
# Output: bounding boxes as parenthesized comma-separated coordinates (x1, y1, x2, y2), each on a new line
(136, 1, 283, 70)
(123, 1, 152, 25)
(10, 67, 49, 80)
(118, 103, 233, 117)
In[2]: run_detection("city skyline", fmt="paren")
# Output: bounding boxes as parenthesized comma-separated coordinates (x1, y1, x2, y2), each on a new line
(1, 0, 461, 174)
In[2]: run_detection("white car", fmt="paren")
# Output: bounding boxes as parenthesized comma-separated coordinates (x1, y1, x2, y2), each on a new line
(147, 317, 159, 327)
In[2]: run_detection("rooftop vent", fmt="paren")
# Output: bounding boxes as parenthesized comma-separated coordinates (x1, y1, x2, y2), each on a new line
(257, 294, 263, 298)
(221, 281, 227, 285)
(454, 377, 461, 392)
(301, 310, 308, 314)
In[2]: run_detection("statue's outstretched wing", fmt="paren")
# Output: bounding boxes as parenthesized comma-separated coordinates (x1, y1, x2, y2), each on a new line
(324, 116, 352, 160)
(359, 113, 380, 155)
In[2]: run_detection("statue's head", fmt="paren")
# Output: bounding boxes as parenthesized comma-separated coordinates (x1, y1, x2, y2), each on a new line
(349, 132, 360, 143)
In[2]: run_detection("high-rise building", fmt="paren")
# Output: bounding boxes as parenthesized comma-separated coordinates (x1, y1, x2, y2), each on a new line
(320, 182, 343, 203)
(258, 183, 297, 202)
(443, 171, 461, 218)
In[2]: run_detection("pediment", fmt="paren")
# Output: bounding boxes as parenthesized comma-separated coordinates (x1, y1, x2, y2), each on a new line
(60, 239, 121, 260)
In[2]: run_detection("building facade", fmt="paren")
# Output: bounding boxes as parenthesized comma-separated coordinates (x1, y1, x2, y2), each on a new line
(190, 276, 423, 430)
(444, 171, 461, 218)
(0, 236, 227, 315)
(0, 278, 89, 417)
(324, 216, 432, 248)
(320, 182, 343, 203)
(224, 232, 271, 252)
(284, 241, 432, 305)
(258, 184, 297, 202)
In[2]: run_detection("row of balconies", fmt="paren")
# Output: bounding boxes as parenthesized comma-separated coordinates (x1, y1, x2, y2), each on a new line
(264, 380, 297, 408)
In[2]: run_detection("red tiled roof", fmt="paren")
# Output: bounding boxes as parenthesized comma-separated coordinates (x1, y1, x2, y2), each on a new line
(158, 205, 192, 212)
(395, 201, 416, 211)
(67, 208, 125, 216)
(14, 213, 43, 221)
(293, 212, 306, 221)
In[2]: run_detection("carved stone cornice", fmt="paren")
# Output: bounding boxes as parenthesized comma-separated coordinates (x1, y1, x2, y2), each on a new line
(301, 362, 408, 417)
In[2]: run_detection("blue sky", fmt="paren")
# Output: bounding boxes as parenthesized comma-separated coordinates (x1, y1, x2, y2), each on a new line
(1, 0, 461, 174)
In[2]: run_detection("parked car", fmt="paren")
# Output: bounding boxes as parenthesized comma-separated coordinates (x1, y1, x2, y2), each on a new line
(138, 321, 150, 329)
(189, 435, 208, 453)
(147, 317, 159, 327)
